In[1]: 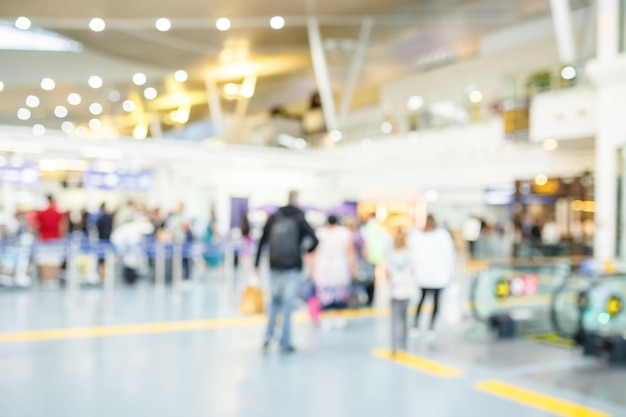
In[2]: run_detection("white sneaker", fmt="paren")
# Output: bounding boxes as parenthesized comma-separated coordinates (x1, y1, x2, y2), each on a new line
(409, 327, 421, 338)
(321, 320, 333, 331)
(426, 330, 436, 342)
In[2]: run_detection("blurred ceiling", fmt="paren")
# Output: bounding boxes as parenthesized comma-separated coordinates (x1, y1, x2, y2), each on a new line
(0, 0, 552, 139)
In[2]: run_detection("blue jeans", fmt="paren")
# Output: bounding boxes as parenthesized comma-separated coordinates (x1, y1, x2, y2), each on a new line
(265, 269, 301, 350)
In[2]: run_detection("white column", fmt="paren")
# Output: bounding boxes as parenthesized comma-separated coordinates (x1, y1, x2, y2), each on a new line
(594, 87, 618, 259)
(597, 0, 620, 60)
(588, 2, 626, 259)
(307, 17, 338, 132)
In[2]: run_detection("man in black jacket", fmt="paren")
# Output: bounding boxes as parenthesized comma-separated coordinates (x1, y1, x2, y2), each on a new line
(255, 191, 318, 353)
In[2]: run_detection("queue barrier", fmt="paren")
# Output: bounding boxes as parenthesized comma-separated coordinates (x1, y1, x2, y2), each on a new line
(0, 235, 235, 288)
(470, 259, 571, 338)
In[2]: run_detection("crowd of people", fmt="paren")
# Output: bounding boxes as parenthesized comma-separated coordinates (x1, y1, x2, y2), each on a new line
(255, 190, 457, 356)
(0, 195, 224, 289)
(0, 190, 459, 356)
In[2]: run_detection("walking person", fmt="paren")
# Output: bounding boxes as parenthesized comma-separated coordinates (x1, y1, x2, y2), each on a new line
(255, 191, 319, 354)
(360, 213, 390, 306)
(33, 195, 67, 289)
(311, 215, 357, 329)
(96, 202, 114, 280)
(409, 214, 455, 340)
(385, 229, 415, 355)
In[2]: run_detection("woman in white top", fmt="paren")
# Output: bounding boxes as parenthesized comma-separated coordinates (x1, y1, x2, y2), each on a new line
(312, 215, 357, 328)
(409, 215, 455, 336)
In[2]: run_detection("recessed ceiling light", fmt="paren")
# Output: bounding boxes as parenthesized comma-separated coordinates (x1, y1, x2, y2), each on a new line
(143, 87, 157, 100)
(15, 17, 31, 30)
(67, 93, 82, 105)
(26, 95, 40, 108)
(406, 96, 424, 111)
(270, 16, 285, 30)
(561, 66, 577, 80)
(89, 119, 102, 130)
(133, 125, 148, 139)
(89, 103, 103, 115)
(535, 174, 548, 186)
(61, 121, 74, 133)
(41, 78, 55, 91)
(122, 99, 135, 112)
(155, 18, 171, 32)
(380, 122, 393, 134)
(469, 91, 483, 103)
(89, 18, 106, 32)
(216, 18, 231, 31)
(33, 124, 46, 136)
(223, 83, 239, 96)
(132, 72, 147, 86)
(88, 75, 103, 88)
(174, 70, 188, 82)
(76, 126, 88, 138)
(0, 81, 4, 92)
(542, 138, 558, 151)
(54, 105, 68, 118)
(329, 130, 343, 142)
(17, 108, 31, 120)
(108, 90, 121, 102)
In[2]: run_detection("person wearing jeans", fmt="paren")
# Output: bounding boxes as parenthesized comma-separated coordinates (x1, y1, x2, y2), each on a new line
(255, 191, 319, 354)
(385, 229, 414, 355)
(265, 269, 301, 350)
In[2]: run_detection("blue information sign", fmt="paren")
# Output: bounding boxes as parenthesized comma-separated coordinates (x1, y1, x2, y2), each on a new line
(82, 169, 153, 192)
(0, 162, 39, 186)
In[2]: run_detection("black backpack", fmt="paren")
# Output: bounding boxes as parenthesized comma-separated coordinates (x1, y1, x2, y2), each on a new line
(269, 213, 300, 266)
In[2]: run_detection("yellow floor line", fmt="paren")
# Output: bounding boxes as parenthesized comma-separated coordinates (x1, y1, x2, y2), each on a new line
(526, 333, 576, 349)
(0, 315, 269, 343)
(372, 348, 464, 379)
(474, 380, 611, 417)
(0, 303, 448, 344)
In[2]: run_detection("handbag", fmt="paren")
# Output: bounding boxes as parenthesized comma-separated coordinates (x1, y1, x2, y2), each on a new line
(298, 277, 316, 302)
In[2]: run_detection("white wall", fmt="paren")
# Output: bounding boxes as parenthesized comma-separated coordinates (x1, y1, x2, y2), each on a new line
(331, 118, 595, 205)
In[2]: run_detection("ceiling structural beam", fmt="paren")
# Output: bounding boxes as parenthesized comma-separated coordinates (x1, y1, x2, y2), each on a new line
(204, 76, 226, 138)
(149, 115, 163, 138)
(579, 1, 597, 62)
(550, 0, 577, 63)
(307, 17, 338, 132)
(339, 17, 374, 126)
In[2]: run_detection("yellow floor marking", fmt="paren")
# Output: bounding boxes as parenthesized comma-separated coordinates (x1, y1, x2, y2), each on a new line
(526, 333, 576, 349)
(0, 316, 267, 343)
(474, 380, 611, 417)
(0, 303, 451, 344)
(372, 348, 464, 379)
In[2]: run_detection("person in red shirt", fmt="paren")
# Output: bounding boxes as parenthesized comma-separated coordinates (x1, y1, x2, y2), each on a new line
(33, 195, 67, 286)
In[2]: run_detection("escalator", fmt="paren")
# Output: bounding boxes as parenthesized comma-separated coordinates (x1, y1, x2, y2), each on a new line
(551, 274, 626, 363)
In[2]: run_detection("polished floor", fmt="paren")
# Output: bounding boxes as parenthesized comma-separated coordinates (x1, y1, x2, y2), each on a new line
(0, 272, 624, 417)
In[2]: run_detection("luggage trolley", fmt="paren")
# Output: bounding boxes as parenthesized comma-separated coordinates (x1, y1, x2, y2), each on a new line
(471, 259, 571, 338)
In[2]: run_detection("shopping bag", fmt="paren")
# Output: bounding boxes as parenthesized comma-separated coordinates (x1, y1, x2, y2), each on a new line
(239, 273, 264, 315)
(307, 296, 321, 325)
